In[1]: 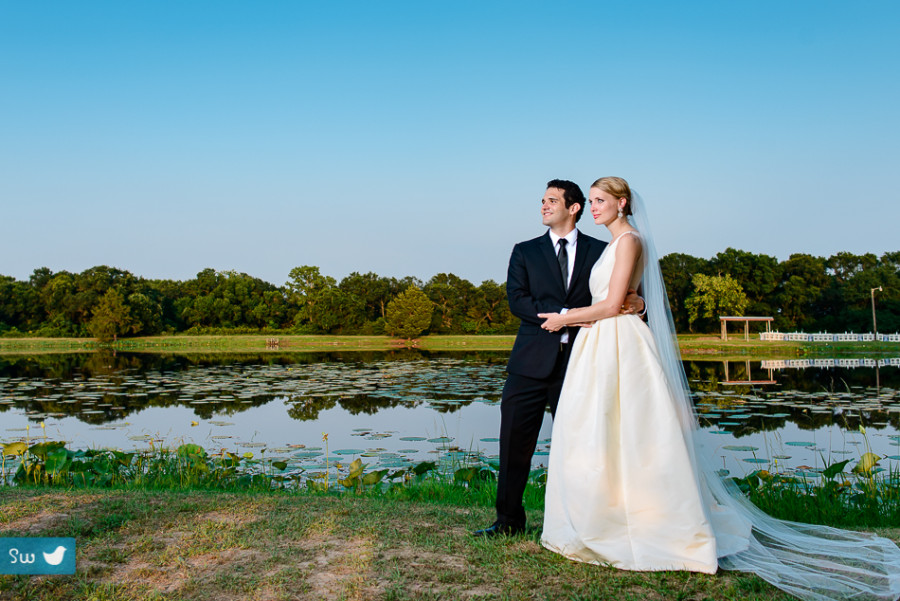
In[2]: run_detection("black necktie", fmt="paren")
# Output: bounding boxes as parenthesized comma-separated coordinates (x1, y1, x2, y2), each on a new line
(558, 238, 568, 290)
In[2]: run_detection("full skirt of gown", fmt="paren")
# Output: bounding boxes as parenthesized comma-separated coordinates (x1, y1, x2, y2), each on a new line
(541, 233, 749, 572)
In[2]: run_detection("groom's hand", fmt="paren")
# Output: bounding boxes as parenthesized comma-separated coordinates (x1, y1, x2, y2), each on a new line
(537, 312, 565, 332)
(620, 289, 645, 315)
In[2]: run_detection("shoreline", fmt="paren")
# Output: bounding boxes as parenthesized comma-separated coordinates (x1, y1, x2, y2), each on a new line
(1, 334, 898, 358)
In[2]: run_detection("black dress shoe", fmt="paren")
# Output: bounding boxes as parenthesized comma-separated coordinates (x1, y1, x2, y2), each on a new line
(473, 522, 525, 537)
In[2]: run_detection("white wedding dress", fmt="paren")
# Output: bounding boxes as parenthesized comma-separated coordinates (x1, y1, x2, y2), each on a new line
(541, 231, 750, 572)
(541, 227, 900, 600)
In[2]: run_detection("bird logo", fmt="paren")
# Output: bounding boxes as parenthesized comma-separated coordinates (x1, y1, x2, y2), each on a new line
(42, 546, 67, 566)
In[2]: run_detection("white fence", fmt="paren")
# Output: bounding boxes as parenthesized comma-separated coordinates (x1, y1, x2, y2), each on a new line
(760, 331, 900, 342)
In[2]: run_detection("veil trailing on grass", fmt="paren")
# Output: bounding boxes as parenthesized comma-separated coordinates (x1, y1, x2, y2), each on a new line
(630, 189, 900, 601)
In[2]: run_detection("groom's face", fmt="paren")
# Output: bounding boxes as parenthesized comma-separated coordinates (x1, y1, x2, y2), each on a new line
(541, 187, 578, 230)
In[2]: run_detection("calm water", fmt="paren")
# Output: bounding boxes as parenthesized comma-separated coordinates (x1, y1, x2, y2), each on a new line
(2, 351, 899, 478)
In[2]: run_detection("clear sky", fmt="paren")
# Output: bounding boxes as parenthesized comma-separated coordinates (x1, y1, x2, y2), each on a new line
(2, 1, 898, 287)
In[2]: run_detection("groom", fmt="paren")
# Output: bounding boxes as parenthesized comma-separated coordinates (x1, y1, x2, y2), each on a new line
(475, 179, 641, 537)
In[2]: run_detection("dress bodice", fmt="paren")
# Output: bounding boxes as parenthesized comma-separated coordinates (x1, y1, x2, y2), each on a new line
(589, 231, 643, 304)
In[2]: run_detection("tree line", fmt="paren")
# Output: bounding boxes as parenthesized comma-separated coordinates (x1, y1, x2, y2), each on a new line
(0, 266, 516, 340)
(1, 248, 898, 340)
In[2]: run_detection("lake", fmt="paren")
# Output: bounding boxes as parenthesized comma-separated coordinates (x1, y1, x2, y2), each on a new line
(2, 351, 899, 481)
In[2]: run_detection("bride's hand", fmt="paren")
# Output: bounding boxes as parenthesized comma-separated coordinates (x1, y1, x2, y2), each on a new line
(538, 312, 567, 332)
(620, 289, 645, 315)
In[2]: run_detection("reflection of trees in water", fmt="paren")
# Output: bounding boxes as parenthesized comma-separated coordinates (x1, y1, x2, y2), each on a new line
(10, 353, 894, 435)
(688, 359, 900, 438)
(0, 351, 141, 380)
(720, 408, 900, 439)
(5, 391, 274, 424)
(0, 349, 510, 378)
(285, 395, 338, 421)
(284, 393, 425, 421)
(338, 394, 420, 415)
(1, 351, 507, 425)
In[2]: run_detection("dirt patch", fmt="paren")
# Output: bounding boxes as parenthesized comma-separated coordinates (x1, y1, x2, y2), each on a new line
(105, 547, 265, 597)
(193, 508, 263, 529)
(296, 534, 381, 601)
(84, 500, 281, 598)
(382, 544, 467, 571)
(380, 543, 501, 598)
(0, 492, 105, 534)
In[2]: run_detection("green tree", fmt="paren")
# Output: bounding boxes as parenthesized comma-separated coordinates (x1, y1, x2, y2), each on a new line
(466, 280, 515, 333)
(88, 288, 135, 342)
(338, 272, 398, 321)
(685, 273, 749, 332)
(306, 287, 365, 333)
(709, 248, 780, 317)
(0, 275, 43, 334)
(424, 273, 476, 333)
(775, 254, 829, 330)
(286, 265, 335, 329)
(180, 269, 284, 330)
(286, 266, 366, 333)
(820, 252, 900, 332)
(39, 271, 82, 336)
(385, 286, 434, 339)
(660, 253, 710, 332)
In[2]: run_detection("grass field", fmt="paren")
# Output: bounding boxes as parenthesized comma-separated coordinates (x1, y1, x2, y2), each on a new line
(3, 445, 898, 600)
(0, 485, 810, 601)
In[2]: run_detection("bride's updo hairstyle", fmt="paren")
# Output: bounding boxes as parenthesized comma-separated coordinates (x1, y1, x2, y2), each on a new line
(591, 176, 632, 217)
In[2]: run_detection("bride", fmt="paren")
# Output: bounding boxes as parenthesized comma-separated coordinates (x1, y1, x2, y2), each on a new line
(536, 176, 900, 600)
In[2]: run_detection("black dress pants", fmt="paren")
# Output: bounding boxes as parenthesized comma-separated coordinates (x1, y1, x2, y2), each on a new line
(495, 343, 572, 528)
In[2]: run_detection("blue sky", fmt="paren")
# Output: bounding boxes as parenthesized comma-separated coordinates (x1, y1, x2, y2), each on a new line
(2, 1, 898, 286)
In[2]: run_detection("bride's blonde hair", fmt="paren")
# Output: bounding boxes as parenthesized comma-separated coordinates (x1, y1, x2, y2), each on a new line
(591, 176, 632, 216)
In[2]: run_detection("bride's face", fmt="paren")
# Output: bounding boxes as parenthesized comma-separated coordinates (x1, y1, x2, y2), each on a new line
(589, 188, 622, 226)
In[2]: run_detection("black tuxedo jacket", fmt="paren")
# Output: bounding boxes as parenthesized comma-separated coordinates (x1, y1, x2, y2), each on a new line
(505, 230, 607, 379)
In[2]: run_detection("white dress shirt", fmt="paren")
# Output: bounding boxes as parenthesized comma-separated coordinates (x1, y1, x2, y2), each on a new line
(548, 228, 578, 343)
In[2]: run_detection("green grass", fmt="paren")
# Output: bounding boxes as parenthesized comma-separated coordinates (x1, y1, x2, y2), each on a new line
(7, 439, 900, 529)
(677, 334, 900, 358)
(0, 486, 802, 601)
(4, 444, 899, 600)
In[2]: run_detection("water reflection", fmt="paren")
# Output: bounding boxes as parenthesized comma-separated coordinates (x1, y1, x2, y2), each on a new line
(1, 352, 899, 475)
(686, 358, 900, 478)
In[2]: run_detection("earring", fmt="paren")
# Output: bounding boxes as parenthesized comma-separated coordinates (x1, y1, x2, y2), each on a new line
(617, 208, 624, 218)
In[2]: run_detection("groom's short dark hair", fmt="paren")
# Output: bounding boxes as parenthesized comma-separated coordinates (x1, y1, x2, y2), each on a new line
(546, 179, 586, 222)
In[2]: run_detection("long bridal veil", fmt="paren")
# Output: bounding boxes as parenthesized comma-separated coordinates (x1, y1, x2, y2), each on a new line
(630, 189, 900, 601)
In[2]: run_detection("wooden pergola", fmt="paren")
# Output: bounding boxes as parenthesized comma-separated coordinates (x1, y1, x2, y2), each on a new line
(719, 316, 773, 341)
(722, 359, 777, 385)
